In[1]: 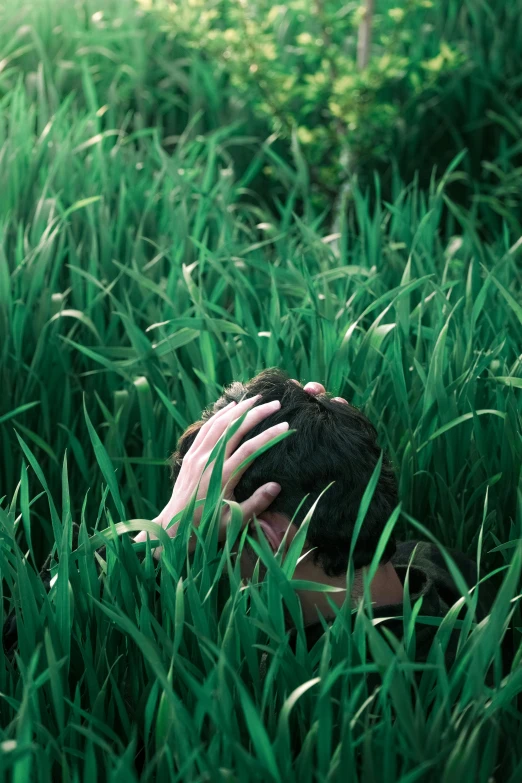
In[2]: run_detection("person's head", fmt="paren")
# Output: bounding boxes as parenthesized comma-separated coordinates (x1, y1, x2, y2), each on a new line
(170, 369, 398, 584)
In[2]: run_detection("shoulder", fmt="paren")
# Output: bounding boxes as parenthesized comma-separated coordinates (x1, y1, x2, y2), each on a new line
(393, 540, 477, 576)
(392, 540, 495, 619)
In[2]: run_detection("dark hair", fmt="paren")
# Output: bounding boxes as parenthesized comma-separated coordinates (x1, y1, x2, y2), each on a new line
(170, 369, 398, 576)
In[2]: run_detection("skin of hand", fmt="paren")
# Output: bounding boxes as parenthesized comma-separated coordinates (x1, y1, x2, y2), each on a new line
(290, 379, 348, 405)
(134, 395, 289, 556)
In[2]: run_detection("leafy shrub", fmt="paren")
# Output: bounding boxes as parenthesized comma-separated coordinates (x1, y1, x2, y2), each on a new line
(142, 0, 522, 229)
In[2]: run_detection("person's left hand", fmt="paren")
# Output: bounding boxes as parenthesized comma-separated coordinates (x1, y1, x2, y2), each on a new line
(291, 379, 348, 404)
(135, 395, 288, 555)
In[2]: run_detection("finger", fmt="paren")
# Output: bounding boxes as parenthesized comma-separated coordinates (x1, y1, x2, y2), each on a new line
(224, 399, 281, 458)
(190, 400, 237, 450)
(223, 421, 290, 491)
(290, 379, 301, 386)
(194, 395, 261, 455)
(332, 396, 349, 404)
(236, 482, 282, 527)
(303, 382, 326, 396)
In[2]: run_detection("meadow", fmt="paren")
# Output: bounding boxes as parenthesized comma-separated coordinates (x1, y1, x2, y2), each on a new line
(0, 0, 521, 780)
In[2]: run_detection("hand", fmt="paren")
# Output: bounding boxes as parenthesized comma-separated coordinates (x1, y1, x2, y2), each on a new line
(290, 379, 348, 404)
(135, 395, 288, 555)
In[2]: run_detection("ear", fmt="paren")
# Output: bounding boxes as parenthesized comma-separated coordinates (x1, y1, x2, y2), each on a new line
(256, 515, 293, 553)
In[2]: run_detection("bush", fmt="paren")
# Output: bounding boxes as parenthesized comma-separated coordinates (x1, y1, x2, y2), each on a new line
(142, 0, 522, 229)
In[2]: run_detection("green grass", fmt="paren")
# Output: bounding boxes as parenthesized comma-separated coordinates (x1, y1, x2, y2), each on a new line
(0, 1, 522, 781)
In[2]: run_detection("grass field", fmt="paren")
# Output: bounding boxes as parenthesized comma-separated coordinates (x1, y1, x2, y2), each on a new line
(0, 1, 522, 781)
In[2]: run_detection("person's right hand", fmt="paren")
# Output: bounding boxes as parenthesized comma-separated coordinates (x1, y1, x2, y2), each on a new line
(290, 379, 348, 404)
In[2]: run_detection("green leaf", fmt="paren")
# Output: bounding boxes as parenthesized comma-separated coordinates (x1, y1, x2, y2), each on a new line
(83, 397, 126, 521)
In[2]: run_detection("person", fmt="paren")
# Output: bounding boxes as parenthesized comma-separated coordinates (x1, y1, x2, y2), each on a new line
(3, 368, 496, 666)
(134, 368, 495, 662)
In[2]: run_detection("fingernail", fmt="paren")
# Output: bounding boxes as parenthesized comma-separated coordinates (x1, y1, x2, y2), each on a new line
(266, 482, 281, 496)
(304, 383, 322, 395)
(332, 397, 348, 404)
(267, 399, 281, 410)
(276, 421, 289, 431)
